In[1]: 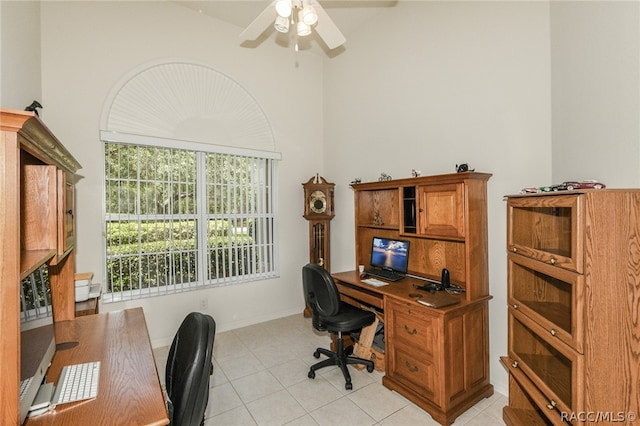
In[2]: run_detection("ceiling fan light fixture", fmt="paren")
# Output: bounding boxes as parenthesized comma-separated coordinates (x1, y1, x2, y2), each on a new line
(274, 15, 290, 33)
(301, 4, 318, 26)
(297, 11, 311, 36)
(275, 0, 292, 18)
(296, 21, 311, 36)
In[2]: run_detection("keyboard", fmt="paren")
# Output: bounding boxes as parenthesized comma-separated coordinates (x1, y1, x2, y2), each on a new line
(365, 268, 405, 282)
(362, 278, 388, 287)
(20, 376, 34, 403)
(51, 361, 100, 407)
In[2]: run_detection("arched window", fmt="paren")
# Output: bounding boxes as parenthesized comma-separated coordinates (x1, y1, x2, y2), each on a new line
(101, 62, 280, 301)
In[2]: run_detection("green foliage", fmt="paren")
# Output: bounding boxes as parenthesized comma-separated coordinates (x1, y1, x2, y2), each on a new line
(104, 142, 271, 294)
(106, 220, 257, 292)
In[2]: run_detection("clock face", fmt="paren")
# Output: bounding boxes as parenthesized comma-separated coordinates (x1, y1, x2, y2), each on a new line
(309, 190, 327, 214)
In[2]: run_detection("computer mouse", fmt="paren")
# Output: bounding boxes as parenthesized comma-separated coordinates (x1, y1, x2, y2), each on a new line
(359, 272, 369, 279)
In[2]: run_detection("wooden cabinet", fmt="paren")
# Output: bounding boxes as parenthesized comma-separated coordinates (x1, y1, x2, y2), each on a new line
(353, 172, 492, 301)
(417, 183, 465, 238)
(502, 190, 640, 425)
(383, 294, 492, 425)
(351, 172, 493, 425)
(0, 109, 81, 425)
(385, 297, 440, 403)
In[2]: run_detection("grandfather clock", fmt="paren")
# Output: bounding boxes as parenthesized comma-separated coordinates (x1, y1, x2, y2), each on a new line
(302, 174, 335, 272)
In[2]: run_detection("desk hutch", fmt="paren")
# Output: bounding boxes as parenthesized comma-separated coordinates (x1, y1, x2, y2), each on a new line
(502, 190, 640, 425)
(333, 172, 493, 425)
(1, 109, 81, 424)
(0, 109, 167, 425)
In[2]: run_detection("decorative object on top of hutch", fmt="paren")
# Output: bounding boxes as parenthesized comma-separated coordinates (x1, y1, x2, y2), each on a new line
(1, 108, 82, 424)
(502, 189, 640, 425)
(349, 171, 493, 425)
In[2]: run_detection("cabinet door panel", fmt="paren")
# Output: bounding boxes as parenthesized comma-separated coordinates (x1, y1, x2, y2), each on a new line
(508, 308, 583, 415)
(22, 165, 57, 252)
(57, 170, 75, 258)
(501, 357, 567, 426)
(507, 195, 582, 273)
(418, 183, 464, 238)
(508, 253, 584, 353)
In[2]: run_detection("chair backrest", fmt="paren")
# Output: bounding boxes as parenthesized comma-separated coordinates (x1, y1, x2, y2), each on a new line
(165, 312, 216, 426)
(303, 263, 341, 318)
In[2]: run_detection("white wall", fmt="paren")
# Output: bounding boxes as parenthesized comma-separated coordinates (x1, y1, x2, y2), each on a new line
(551, 1, 640, 186)
(39, 1, 324, 346)
(0, 0, 42, 109)
(323, 1, 553, 396)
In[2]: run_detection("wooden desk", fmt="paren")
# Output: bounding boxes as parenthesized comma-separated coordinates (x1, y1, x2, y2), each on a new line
(25, 308, 169, 426)
(332, 271, 493, 426)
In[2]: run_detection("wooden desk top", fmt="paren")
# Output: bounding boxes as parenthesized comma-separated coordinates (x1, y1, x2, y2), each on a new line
(332, 270, 490, 312)
(25, 308, 169, 426)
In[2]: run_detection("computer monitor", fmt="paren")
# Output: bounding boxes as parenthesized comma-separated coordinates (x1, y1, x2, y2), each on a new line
(20, 265, 56, 424)
(370, 236, 410, 274)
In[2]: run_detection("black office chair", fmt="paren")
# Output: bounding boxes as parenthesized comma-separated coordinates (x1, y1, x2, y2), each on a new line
(302, 263, 375, 390)
(165, 312, 216, 426)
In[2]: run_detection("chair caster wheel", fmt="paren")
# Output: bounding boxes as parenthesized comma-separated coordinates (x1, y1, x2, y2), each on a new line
(313, 350, 320, 359)
(345, 382, 352, 390)
(367, 365, 374, 373)
(308, 370, 315, 379)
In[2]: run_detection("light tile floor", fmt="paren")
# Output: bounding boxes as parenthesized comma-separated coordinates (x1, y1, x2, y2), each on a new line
(154, 313, 507, 426)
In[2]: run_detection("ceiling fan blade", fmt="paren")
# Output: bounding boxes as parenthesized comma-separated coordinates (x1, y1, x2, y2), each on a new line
(311, 1, 346, 49)
(239, 1, 278, 41)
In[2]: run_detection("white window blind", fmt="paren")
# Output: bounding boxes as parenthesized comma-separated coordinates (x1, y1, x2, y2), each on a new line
(103, 138, 279, 302)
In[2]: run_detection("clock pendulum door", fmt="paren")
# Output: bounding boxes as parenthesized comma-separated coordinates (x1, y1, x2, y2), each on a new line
(309, 220, 330, 268)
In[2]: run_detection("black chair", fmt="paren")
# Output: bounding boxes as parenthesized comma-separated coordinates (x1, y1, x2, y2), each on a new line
(165, 312, 216, 426)
(302, 263, 375, 390)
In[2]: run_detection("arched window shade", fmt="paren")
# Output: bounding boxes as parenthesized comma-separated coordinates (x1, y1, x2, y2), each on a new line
(101, 61, 276, 153)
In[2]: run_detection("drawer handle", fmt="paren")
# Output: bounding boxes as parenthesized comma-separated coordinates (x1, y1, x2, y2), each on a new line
(404, 325, 418, 335)
(550, 257, 557, 265)
(511, 361, 518, 368)
(405, 361, 419, 372)
(550, 329, 557, 336)
(513, 304, 518, 309)
(512, 247, 518, 253)
(546, 399, 557, 410)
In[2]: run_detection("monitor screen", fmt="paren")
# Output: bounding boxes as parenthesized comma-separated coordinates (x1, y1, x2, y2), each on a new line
(370, 237, 410, 274)
(20, 265, 56, 424)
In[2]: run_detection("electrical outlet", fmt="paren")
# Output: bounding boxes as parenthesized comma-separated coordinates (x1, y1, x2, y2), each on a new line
(200, 298, 208, 310)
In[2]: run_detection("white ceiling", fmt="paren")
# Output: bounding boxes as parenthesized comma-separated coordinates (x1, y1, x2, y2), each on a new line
(173, 0, 398, 53)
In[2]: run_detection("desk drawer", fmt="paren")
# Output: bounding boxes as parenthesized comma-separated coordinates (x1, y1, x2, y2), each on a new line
(390, 345, 437, 402)
(386, 298, 438, 352)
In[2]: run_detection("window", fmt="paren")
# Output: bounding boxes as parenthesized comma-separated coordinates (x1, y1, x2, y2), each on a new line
(103, 138, 279, 302)
(20, 265, 52, 324)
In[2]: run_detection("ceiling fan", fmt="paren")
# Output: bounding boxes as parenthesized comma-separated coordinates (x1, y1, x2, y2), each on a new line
(239, 0, 346, 50)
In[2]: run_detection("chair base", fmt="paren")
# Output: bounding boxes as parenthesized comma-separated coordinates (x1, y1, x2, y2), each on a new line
(307, 334, 374, 390)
